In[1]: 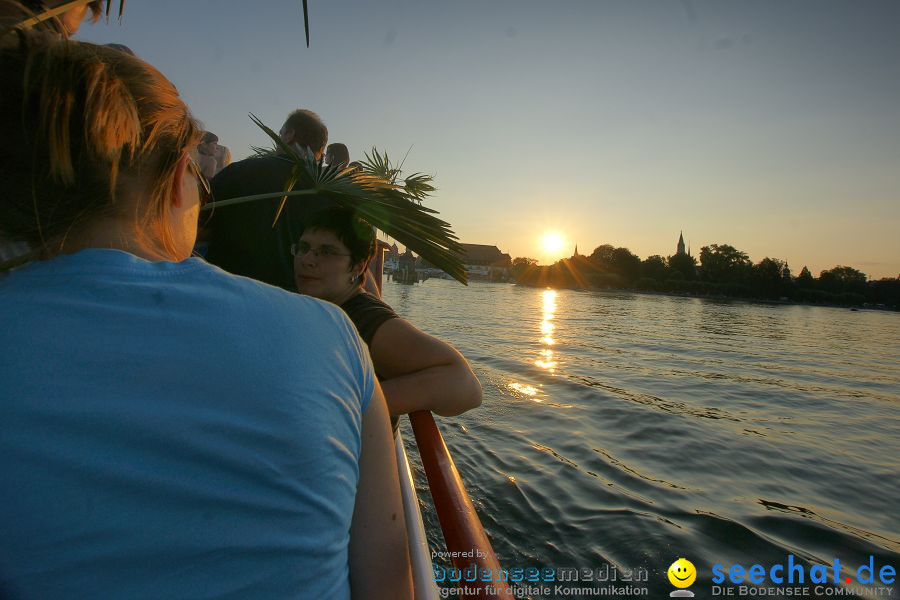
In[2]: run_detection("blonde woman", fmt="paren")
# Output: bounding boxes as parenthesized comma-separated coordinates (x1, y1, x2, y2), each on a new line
(0, 32, 411, 600)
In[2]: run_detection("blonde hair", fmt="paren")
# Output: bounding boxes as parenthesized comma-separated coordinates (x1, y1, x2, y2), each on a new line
(0, 30, 200, 257)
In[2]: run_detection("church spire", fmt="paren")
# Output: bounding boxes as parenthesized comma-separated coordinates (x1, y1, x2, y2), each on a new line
(677, 231, 686, 256)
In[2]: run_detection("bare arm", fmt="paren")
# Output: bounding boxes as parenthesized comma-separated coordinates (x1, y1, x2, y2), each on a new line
(349, 381, 413, 600)
(369, 319, 483, 417)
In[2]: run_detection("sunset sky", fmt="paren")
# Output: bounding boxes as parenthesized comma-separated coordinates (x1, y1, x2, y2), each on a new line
(79, 1, 900, 277)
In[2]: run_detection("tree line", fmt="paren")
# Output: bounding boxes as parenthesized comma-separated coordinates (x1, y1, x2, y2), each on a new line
(510, 244, 899, 309)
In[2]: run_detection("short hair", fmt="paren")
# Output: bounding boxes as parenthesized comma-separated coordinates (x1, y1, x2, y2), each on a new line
(0, 31, 201, 257)
(298, 207, 376, 269)
(104, 43, 135, 56)
(282, 108, 327, 156)
(325, 143, 349, 166)
(201, 131, 218, 144)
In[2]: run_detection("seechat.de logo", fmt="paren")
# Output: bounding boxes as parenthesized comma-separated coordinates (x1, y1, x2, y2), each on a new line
(668, 558, 696, 598)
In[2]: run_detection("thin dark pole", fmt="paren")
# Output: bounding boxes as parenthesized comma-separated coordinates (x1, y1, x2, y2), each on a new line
(301, 0, 309, 47)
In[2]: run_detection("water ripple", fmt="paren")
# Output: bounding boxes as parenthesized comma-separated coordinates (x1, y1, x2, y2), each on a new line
(386, 281, 900, 600)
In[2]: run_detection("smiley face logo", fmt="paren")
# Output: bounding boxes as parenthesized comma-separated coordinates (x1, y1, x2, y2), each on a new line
(667, 558, 696, 588)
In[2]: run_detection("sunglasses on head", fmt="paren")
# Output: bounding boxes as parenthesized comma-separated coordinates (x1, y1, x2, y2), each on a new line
(187, 156, 213, 206)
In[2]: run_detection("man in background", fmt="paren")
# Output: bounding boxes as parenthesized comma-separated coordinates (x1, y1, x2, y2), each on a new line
(325, 142, 350, 169)
(196, 131, 219, 179)
(204, 109, 334, 290)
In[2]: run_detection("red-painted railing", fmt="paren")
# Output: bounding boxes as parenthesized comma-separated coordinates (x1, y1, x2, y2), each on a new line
(409, 411, 512, 597)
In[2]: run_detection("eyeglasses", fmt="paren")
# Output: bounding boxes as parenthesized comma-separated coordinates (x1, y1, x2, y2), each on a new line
(187, 156, 212, 206)
(290, 241, 352, 259)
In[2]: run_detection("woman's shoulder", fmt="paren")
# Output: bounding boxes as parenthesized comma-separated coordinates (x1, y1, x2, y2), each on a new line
(342, 292, 400, 323)
(340, 292, 400, 346)
(342, 291, 395, 311)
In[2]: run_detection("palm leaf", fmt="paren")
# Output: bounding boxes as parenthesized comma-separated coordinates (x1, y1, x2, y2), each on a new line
(247, 113, 309, 226)
(7, 1, 307, 40)
(6, 0, 122, 33)
(203, 115, 467, 284)
(2, 5, 463, 280)
(359, 148, 400, 183)
(356, 149, 435, 205)
(249, 145, 277, 158)
(402, 172, 436, 203)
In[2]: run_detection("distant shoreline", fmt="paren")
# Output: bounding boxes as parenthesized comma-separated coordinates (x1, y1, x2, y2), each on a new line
(508, 281, 900, 312)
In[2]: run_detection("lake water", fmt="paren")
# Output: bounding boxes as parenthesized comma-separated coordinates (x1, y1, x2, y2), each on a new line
(381, 279, 900, 600)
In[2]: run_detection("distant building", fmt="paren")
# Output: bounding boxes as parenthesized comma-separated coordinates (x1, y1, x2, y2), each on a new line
(383, 242, 400, 271)
(676, 231, 691, 257)
(395, 248, 418, 284)
(458, 243, 512, 281)
(417, 242, 512, 282)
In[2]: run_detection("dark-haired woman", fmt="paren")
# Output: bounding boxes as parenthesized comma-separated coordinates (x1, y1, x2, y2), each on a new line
(0, 32, 411, 599)
(294, 208, 483, 420)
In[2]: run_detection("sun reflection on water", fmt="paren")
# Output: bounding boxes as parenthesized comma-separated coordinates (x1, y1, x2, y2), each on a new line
(536, 290, 558, 373)
(507, 382, 541, 402)
(507, 289, 560, 403)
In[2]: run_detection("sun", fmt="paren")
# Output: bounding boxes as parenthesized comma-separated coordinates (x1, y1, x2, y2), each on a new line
(540, 232, 565, 256)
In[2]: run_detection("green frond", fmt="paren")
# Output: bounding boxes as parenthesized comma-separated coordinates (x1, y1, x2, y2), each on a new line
(2, 113, 466, 284)
(250, 145, 277, 158)
(5, 0, 124, 35)
(202, 115, 467, 284)
(403, 172, 436, 203)
(359, 148, 400, 183)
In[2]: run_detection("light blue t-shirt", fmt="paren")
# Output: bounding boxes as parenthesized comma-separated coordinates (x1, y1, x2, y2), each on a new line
(0, 249, 376, 599)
